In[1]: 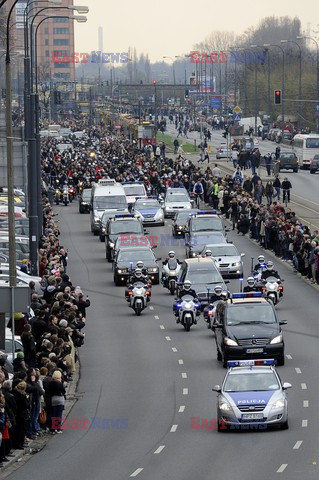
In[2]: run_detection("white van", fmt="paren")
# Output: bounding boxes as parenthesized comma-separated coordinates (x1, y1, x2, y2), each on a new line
(292, 134, 319, 168)
(90, 179, 128, 235)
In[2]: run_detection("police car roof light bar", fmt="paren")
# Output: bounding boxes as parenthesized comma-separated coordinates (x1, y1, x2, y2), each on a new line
(196, 210, 217, 215)
(231, 292, 262, 299)
(227, 359, 275, 368)
(114, 214, 136, 218)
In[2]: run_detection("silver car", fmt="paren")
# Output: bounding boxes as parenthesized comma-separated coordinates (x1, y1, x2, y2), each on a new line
(201, 243, 244, 278)
(213, 359, 291, 431)
(164, 188, 192, 218)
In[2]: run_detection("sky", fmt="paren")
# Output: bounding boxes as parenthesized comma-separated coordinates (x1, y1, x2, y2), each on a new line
(74, 0, 317, 62)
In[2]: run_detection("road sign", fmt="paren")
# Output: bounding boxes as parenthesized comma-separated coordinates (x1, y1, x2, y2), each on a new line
(234, 113, 241, 122)
(234, 105, 241, 114)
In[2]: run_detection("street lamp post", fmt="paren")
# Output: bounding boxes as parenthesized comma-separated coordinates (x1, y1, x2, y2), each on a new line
(264, 44, 285, 128)
(281, 39, 302, 131)
(297, 35, 319, 133)
(250, 46, 261, 135)
(163, 56, 176, 102)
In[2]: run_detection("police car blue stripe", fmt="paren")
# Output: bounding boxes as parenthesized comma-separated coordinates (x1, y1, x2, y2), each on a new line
(228, 391, 274, 406)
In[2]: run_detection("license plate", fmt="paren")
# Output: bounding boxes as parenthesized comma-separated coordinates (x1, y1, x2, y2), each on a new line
(246, 348, 263, 353)
(242, 413, 263, 420)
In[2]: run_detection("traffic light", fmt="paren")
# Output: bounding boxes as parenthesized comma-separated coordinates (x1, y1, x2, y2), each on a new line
(149, 113, 153, 121)
(152, 80, 157, 85)
(274, 89, 281, 105)
(185, 89, 189, 99)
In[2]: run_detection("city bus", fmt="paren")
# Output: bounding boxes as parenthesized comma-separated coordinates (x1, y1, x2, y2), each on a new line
(292, 134, 319, 169)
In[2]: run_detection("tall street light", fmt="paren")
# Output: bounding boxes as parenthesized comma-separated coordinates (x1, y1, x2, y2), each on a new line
(297, 35, 319, 133)
(250, 45, 262, 135)
(163, 56, 176, 100)
(264, 44, 285, 129)
(281, 39, 302, 131)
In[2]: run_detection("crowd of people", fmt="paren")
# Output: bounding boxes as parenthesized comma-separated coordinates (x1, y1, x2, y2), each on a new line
(0, 178, 89, 467)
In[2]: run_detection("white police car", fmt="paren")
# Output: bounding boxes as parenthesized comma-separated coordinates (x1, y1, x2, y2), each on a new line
(134, 198, 165, 226)
(212, 359, 291, 431)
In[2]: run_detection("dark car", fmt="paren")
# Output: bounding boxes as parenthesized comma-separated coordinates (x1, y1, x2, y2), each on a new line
(278, 152, 298, 173)
(113, 246, 160, 286)
(214, 294, 286, 367)
(186, 211, 224, 235)
(105, 215, 145, 262)
(186, 231, 227, 258)
(310, 154, 319, 174)
(177, 257, 227, 307)
(79, 188, 91, 214)
(172, 209, 198, 238)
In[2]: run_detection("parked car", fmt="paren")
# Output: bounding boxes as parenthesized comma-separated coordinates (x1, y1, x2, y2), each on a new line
(310, 154, 319, 174)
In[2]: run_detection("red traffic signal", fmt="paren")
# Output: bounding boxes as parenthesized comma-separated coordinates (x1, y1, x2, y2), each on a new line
(274, 89, 281, 105)
(152, 80, 157, 85)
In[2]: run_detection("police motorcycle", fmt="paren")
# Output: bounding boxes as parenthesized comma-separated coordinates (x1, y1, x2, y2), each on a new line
(174, 281, 201, 332)
(203, 285, 225, 330)
(127, 282, 151, 316)
(261, 277, 284, 305)
(62, 184, 70, 206)
(251, 255, 267, 281)
(162, 251, 181, 295)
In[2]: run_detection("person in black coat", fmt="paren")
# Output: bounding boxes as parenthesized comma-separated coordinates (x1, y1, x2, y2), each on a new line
(21, 324, 36, 367)
(12, 382, 30, 449)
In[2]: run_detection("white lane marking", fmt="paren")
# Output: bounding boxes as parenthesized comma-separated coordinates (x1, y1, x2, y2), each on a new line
(295, 368, 302, 374)
(178, 359, 184, 365)
(130, 468, 144, 477)
(170, 424, 178, 432)
(301, 383, 307, 390)
(154, 315, 159, 319)
(178, 406, 185, 413)
(160, 325, 165, 330)
(277, 464, 288, 473)
(293, 441, 303, 450)
(286, 354, 292, 360)
(165, 336, 171, 341)
(172, 347, 178, 352)
(154, 445, 165, 454)
(302, 419, 308, 427)
(183, 388, 189, 395)
(149, 306, 154, 310)
(303, 400, 309, 408)
(182, 372, 187, 379)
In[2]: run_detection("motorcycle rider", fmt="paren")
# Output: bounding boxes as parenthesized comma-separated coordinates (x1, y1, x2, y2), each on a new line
(125, 268, 151, 302)
(261, 261, 281, 281)
(174, 280, 199, 324)
(204, 285, 223, 328)
(204, 249, 213, 257)
(253, 255, 266, 272)
(162, 251, 181, 285)
(135, 260, 149, 278)
(243, 276, 262, 292)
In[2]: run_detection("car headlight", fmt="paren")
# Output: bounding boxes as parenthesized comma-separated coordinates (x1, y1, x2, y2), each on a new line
(178, 225, 184, 230)
(154, 210, 164, 220)
(271, 399, 285, 409)
(109, 241, 114, 248)
(94, 215, 99, 222)
(117, 268, 128, 274)
(219, 401, 232, 412)
(148, 267, 158, 273)
(185, 205, 191, 209)
(102, 227, 106, 233)
(224, 337, 238, 346)
(232, 262, 241, 267)
(270, 334, 282, 344)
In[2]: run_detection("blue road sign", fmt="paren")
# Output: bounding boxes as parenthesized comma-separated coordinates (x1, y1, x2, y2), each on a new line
(234, 113, 241, 122)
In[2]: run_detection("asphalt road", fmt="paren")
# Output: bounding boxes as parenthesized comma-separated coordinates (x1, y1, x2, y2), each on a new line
(6, 200, 319, 480)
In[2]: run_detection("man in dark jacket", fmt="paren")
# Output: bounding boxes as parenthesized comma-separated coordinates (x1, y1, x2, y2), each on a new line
(77, 293, 91, 318)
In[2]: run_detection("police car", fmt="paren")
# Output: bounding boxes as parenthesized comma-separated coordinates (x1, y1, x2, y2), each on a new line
(212, 359, 291, 431)
(134, 198, 165, 226)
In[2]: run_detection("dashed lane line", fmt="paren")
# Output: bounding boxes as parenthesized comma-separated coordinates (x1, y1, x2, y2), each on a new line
(178, 359, 184, 365)
(302, 419, 308, 427)
(182, 373, 187, 379)
(277, 464, 288, 473)
(293, 441, 303, 450)
(301, 383, 307, 390)
(183, 388, 189, 395)
(303, 400, 309, 408)
(170, 425, 178, 432)
(172, 347, 178, 352)
(130, 468, 144, 477)
(154, 445, 165, 454)
(165, 336, 171, 341)
(179, 406, 185, 413)
(295, 368, 302, 374)
(286, 354, 293, 360)
(160, 325, 165, 330)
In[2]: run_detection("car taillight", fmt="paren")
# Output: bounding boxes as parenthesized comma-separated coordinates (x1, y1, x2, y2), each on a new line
(146, 291, 151, 295)
(128, 291, 133, 295)
(278, 286, 283, 291)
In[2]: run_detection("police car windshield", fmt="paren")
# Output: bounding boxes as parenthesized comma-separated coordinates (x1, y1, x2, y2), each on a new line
(224, 372, 280, 392)
(187, 270, 222, 284)
(166, 194, 189, 203)
(123, 185, 146, 196)
(209, 245, 238, 256)
(226, 305, 276, 325)
(110, 222, 142, 235)
(118, 249, 154, 262)
(176, 211, 197, 221)
(135, 200, 160, 208)
(191, 218, 223, 231)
